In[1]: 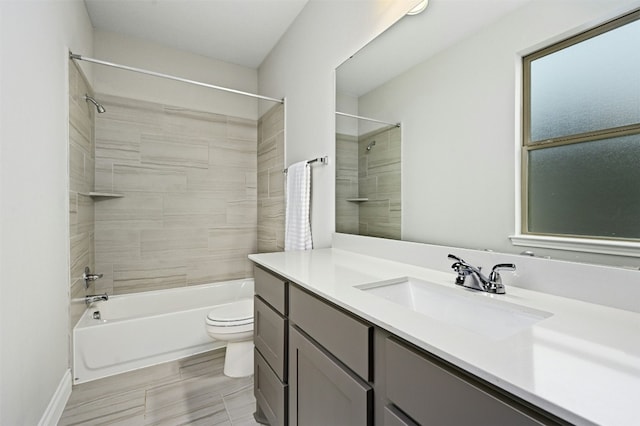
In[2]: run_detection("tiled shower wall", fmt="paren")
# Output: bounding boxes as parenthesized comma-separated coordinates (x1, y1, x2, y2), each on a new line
(68, 60, 96, 332)
(335, 126, 401, 240)
(93, 94, 258, 295)
(257, 103, 285, 252)
(336, 133, 359, 234)
(358, 126, 401, 239)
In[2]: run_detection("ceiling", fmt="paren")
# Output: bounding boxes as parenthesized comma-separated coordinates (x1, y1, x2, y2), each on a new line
(84, 0, 309, 69)
(84, 0, 531, 85)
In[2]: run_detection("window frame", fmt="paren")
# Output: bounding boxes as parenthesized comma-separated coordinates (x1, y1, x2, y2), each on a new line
(511, 8, 640, 257)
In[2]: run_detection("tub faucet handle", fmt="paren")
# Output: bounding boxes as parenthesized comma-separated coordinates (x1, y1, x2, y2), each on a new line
(83, 266, 104, 288)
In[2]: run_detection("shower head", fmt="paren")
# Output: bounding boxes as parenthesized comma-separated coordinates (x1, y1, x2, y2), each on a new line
(366, 140, 376, 151)
(84, 94, 106, 114)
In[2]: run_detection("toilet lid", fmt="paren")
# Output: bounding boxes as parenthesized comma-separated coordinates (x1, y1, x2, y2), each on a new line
(206, 299, 253, 326)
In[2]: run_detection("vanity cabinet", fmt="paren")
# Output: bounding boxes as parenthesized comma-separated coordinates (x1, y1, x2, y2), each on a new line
(253, 265, 374, 426)
(252, 263, 565, 426)
(253, 265, 289, 426)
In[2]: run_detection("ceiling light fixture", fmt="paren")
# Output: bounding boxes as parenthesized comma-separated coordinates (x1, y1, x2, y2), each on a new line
(407, 0, 428, 16)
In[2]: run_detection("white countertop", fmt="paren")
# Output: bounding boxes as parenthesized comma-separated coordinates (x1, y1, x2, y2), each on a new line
(249, 248, 640, 426)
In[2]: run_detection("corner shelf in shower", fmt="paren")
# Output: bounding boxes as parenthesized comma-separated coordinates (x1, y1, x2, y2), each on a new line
(86, 192, 124, 199)
(346, 198, 369, 202)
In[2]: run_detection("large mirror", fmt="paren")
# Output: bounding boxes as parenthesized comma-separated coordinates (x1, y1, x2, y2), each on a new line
(336, 0, 640, 267)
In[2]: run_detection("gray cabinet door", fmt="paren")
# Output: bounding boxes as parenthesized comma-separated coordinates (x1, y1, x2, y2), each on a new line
(289, 326, 372, 426)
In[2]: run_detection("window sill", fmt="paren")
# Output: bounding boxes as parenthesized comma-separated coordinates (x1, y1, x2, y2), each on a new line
(509, 234, 640, 258)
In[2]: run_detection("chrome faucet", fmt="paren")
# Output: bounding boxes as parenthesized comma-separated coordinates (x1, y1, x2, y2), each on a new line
(85, 293, 109, 305)
(448, 254, 515, 294)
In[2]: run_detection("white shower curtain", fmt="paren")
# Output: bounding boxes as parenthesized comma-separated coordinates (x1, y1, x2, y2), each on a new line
(284, 161, 313, 251)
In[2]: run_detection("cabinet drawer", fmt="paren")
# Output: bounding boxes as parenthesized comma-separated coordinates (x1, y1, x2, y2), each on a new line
(255, 349, 287, 426)
(289, 285, 372, 381)
(254, 264, 287, 315)
(254, 295, 287, 382)
(386, 338, 548, 426)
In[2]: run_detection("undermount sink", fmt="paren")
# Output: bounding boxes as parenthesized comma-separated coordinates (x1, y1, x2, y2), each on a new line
(357, 277, 552, 340)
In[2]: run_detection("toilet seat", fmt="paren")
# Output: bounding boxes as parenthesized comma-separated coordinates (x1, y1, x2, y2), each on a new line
(206, 299, 254, 327)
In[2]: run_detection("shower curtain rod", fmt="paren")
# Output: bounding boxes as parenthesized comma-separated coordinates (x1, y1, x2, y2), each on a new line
(335, 111, 400, 127)
(69, 52, 284, 104)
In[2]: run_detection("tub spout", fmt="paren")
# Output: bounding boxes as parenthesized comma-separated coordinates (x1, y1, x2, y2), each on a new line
(85, 293, 109, 305)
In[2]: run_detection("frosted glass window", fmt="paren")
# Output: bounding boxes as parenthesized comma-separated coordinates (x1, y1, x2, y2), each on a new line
(530, 18, 640, 142)
(528, 135, 640, 239)
(523, 11, 640, 242)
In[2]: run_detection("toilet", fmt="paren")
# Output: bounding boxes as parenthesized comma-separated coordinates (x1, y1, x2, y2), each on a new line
(205, 298, 254, 378)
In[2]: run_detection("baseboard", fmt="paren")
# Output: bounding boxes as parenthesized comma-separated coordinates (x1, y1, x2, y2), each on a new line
(38, 369, 72, 426)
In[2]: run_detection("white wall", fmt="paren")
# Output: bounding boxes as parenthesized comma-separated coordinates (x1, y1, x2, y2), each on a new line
(93, 30, 261, 120)
(335, 92, 359, 136)
(0, 0, 93, 424)
(357, 0, 640, 266)
(259, 0, 418, 248)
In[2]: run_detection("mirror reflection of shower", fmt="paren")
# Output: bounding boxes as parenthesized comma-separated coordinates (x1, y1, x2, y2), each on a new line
(335, 111, 402, 240)
(84, 94, 106, 113)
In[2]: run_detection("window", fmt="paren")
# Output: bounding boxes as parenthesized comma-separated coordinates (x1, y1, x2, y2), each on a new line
(520, 10, 640, 250)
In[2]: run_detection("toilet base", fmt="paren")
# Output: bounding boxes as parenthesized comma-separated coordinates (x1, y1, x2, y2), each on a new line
(223, 340, 254, 378)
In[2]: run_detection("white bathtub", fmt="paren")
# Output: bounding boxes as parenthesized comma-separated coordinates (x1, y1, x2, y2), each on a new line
(73, 278, 254, 384)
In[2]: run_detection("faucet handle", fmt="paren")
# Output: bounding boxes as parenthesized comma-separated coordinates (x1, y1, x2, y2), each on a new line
(488, 263, 516, 294)
(448, 254, 471, 285)
(491, 263, 516, 274)
(448, 254, 468, 272)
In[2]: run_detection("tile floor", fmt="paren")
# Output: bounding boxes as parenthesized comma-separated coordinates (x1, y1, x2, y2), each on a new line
(60, 349, 261, 425)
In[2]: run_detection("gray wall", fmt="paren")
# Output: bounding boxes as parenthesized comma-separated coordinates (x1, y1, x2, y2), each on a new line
(93, 94, 258, 295)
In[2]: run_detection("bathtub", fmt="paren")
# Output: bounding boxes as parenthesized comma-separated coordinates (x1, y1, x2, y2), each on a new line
(73, 278, 254, 384)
